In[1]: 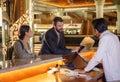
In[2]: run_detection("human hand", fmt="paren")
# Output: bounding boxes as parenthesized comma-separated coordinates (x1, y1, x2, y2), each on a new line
(78, 45, 85, 53)
(74, 69, 86, 74)
(71, 47, 80, 53)
(72, 45, 85, 53)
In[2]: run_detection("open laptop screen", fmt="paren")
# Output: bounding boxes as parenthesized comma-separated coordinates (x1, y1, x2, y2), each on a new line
(62, 52, 87, 69)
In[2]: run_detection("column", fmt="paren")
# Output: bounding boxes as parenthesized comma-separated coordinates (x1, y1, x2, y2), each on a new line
(1, 0, 6, 61)
(29, 0, 34, 52)
(116, 4, 120, 34)
(0, 7, 2, 26)
(94, 0, 105, 18)
(25, 0, 29, 11)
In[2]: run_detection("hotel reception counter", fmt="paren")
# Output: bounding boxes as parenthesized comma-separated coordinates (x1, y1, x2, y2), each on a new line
(0, 51, 105, 82)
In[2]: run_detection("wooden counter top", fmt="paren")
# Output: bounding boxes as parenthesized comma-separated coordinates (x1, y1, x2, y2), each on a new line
(0, 51, 105, 82)
(18, 69, 104, 82)
(0, 55, 62, 73)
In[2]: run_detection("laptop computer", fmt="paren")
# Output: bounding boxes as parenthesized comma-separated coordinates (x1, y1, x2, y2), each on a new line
(62, 52, 87, 69)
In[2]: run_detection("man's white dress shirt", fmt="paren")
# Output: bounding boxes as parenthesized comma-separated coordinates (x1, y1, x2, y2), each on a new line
(84, 31, 120, 81)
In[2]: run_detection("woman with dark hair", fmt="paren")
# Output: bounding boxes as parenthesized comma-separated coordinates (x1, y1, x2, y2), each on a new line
(13, 25, 37, 59)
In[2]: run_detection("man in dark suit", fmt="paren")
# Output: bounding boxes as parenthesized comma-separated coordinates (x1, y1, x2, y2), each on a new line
(39, 17, 79, 55)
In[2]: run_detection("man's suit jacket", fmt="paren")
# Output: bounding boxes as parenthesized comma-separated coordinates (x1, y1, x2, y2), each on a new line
(39, 27, 72, 55)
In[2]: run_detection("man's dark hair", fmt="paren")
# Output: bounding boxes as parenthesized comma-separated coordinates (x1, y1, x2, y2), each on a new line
(92, 18, 108, 33)
(53, 17, 63, 26)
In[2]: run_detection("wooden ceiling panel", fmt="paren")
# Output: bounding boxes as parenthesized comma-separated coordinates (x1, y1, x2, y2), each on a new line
(38, 0, 113, 8)
(35, 0, 116, 23)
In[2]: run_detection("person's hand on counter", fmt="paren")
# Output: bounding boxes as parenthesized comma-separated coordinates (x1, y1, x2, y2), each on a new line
(71, 47, 80, 53)
(74, 69, 86, 74)
(32, 53, 39, 58)
(71, 45, 85, 53)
